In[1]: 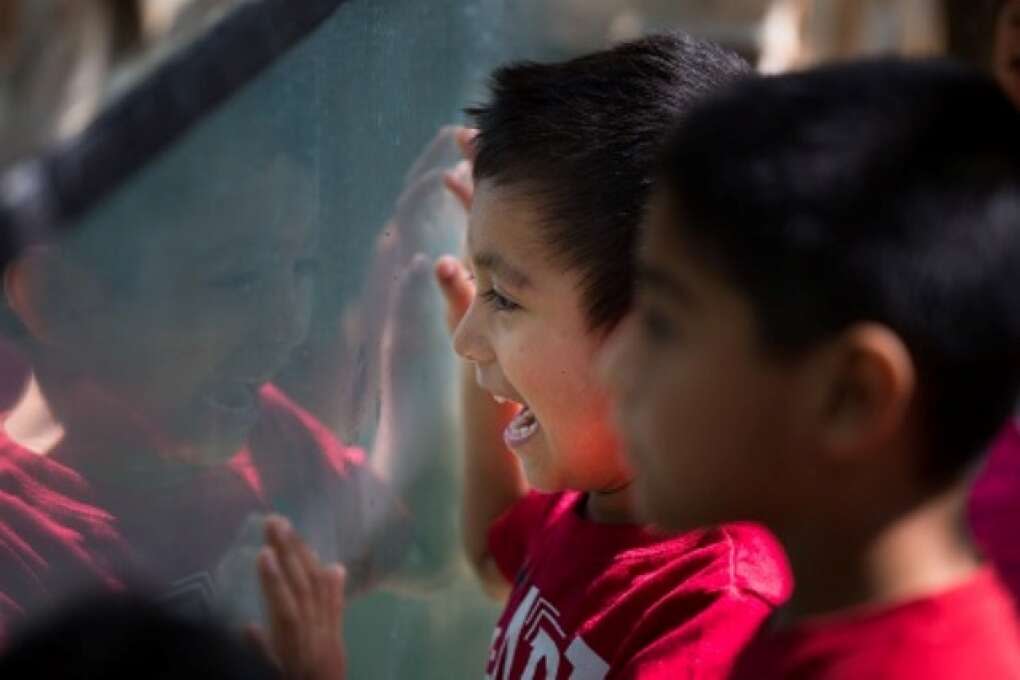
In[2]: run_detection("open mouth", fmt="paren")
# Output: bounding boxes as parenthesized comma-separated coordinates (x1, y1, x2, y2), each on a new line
(492, 393, 541, 449)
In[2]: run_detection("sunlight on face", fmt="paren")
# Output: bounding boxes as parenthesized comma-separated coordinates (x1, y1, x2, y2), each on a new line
(453, 181, 628, 493)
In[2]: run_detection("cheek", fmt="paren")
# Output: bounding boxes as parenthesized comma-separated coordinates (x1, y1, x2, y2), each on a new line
(639, 370, 699, 480)
(104, 305, 246, 398)
(538, 341, 612, 435)
(495, 322, 580, 410)
(638, 348, 779, 522)
(998, 21, 1020, 64)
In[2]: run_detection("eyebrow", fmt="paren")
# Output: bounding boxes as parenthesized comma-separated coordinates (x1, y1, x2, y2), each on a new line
(635, 262, 697, 308)
(472, 250, 533, 289)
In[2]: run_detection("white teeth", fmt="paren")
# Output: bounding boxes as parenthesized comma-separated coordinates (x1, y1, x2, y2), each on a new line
(493, 395, 508, 405)
(505, 407, 540, 444)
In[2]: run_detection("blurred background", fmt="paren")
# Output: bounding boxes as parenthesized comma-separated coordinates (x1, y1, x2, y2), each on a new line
(0, 0, 1005, 171)
(0, 2, 1008, 679)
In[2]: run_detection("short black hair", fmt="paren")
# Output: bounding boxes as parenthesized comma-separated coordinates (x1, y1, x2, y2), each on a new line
(661, 58, 1020, 482)
(468, 32, 750, 330)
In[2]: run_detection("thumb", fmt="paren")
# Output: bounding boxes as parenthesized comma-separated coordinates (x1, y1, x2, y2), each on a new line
(434, 255, 474, 334)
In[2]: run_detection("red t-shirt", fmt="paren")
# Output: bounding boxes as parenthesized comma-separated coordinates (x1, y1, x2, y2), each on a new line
(728, 567, 1020, 680)
(969, 419, 1020, 601)
(0, 384, 406, 636)
(484, 491, 792, 680)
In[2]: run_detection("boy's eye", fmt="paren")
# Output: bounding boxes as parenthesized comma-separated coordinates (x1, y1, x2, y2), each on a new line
(480, 288, 520, 312)
(639, 308, 675, 344)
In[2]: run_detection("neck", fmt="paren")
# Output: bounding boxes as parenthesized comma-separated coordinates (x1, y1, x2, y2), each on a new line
(586, 480, 638, 524)
(777, 481, 979, 625)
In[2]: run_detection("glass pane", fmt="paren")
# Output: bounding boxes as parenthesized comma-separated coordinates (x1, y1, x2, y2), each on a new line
(0, 3, 509, 677)
(0, 1, 958, 678)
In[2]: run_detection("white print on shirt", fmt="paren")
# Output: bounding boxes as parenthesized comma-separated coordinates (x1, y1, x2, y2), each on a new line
(160, 571, 216, 620)
(487, 585, 610, 680)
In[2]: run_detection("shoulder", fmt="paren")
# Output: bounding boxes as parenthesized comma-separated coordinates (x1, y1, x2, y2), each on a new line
(615, 522, 791, 605)
(750, 569, 1020, 680)
(0, 428, 90, 496)
(583, 526, 785, 679)
(719, 523, 793, 605)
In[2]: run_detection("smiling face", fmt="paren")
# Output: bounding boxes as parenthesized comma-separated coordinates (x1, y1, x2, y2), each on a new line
(996, 0, 1020, 108)
(599, 194, 808, 531)
(453, 180, 629, 492)
(36, 155, 318, 464)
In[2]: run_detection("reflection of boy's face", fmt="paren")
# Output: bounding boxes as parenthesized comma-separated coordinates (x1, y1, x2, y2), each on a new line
(52, 158, 318, 463)
(996, 0, 1020, 109)
(600, 194, 805, 531)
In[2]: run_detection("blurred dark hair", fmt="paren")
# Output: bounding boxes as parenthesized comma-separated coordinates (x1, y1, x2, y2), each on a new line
(0, 593, 279, 679)
(468, 32, 751, 331)
(660, 58, 1020, 483)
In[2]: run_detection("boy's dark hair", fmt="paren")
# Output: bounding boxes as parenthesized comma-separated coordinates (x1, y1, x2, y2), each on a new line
(661, 58, 1020, 483)
(0, 592, 279, 679)
(468, 33, 751, 330)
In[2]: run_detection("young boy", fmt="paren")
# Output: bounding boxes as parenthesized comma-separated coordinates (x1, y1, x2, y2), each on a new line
(445, 33, 795, 680)
(450, 33, 799, 680)
(600, 58, 1020, 678)
(258, 33, 792, 680)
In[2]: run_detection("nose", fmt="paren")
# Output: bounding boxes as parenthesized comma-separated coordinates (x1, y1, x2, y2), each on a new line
(451, 298, 495, 364)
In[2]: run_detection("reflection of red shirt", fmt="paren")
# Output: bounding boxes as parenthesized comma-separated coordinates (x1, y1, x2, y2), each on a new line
(728, 567, 1020, 679)
(485, 491, 791, 679)
(0, 437, 129, 634)
(969, 420, 1020, 601)
(0, 384, 405, 638)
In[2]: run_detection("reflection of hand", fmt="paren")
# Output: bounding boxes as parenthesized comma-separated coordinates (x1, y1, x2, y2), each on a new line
(442, 126, 478, 211)
(374, 253, 452, 487)
(382, 254, 444, 403)
(250, 516, 347, 680)
(368, 127, 480, 587)
(393, 127, 473, 263)
(343, 126, 474, 439)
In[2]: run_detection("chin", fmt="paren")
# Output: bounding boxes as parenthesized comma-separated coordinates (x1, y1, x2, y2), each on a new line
(521, 461, 569, 494)
(524, 475, 567, 494)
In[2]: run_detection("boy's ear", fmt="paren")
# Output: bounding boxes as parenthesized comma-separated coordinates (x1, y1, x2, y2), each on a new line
(5, 247, 106, 346)
(813, 323, 916, 462)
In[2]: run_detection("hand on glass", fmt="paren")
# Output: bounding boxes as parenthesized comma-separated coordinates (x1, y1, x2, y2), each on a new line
(250, 515, 348, 680)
